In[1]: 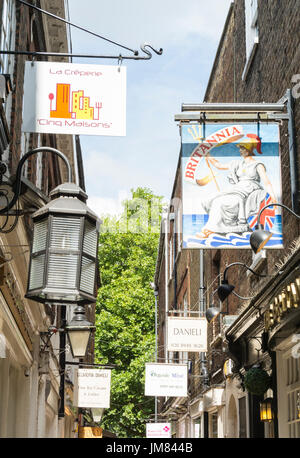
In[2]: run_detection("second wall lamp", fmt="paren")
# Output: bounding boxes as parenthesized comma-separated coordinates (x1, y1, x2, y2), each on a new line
(217, 262, 268, 302)
(250, 203, 300, 254)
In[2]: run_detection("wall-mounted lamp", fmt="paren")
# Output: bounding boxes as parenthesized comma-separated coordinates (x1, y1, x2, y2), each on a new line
(91, 408, 104, 424)
(25, 181, 100, 305)
(250, 203, 300, 254)
(205, 306, 224, 323)
(65, 305, 96, 358)
(0, 148, 100, 305)
(217, 262, 268, 302)
(42, 305, 95, 360)
(260, 397, 275, 422)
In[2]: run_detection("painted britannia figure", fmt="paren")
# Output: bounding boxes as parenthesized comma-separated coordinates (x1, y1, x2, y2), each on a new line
(196, 134, 277, 238)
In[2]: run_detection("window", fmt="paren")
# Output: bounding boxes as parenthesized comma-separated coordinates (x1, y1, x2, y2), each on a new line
(210, 411, 218, 438)
(242, 0, 259, 80)
(0, 0, 16, 75)
(0, 0, 15, 163)
(277, 346, 300, 438)
(176, 202, 182, 255)
(179, 291, 189, 364)
(168, 236, 173, 280)
(193, 418, 201, 438)
(239, 397, 247, 438)
(20, 132, 30, 178)
(286, 355, 300, 437)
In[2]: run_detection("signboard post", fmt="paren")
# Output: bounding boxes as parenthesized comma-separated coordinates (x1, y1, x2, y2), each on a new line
(167, 316, 207, 352)
(145, 363, 188, 398)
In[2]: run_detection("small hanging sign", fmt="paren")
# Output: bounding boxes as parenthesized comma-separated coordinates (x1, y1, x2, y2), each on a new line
(146, 423, 172, 438)
(22, 61, 126, 136)
(74, 368, 111, 408)
(144, 363, 188, 397)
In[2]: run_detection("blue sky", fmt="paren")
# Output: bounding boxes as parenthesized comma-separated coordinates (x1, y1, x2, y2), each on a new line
(68, 0, 233, 216)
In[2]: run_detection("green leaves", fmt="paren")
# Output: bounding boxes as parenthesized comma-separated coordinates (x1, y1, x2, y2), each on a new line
(95, 188, 163, 437)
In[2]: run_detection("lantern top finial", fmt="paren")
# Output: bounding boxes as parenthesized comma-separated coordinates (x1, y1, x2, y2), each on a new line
(32, 181, 101, 225)
(49, 182, 88, 202)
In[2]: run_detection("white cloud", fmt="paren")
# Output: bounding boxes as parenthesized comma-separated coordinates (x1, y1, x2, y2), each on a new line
(87, 190, 130, 218)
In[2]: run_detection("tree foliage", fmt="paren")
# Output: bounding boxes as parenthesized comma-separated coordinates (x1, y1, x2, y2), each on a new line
(95, 187, 163, 438)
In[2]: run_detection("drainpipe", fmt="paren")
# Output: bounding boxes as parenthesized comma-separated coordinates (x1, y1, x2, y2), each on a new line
(286, 89, 299, 214)
(172, 213, 177, 310)
(199, 249, 209, 388)
(164, 216, 169, 363)
(150, 282, 159, 423)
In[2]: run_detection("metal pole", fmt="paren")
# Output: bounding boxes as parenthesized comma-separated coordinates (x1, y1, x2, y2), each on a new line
(286, 89, 299, 214)
(58, 306, 66, 418)
(164, 217, 169, 363)
(0, 146, 72, 215)
(181, 102, 286, 112)
(154, 289, 158, 423)
(199, 250, 208, 389)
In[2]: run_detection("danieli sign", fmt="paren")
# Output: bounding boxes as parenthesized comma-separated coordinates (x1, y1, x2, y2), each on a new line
(167, 316, 207, 352)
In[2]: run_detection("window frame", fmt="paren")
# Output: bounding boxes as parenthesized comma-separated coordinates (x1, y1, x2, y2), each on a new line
(242, 0, 259, 81)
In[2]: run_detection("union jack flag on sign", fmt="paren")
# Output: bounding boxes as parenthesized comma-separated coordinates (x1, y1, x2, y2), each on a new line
(248, 194, 276, 231)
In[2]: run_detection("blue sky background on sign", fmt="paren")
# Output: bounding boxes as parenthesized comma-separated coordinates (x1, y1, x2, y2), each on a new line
(68, 0, 232, 216)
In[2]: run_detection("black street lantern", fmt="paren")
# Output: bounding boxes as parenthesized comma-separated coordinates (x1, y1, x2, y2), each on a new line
(65, 305, 96, 358)
(26, 182, 100, 305)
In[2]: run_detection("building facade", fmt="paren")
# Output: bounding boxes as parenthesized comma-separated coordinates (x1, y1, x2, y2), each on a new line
(0, 0, 94, 438)
(155, 0, 300, 438)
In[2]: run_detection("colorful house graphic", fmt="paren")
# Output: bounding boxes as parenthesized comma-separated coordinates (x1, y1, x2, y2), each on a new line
(49, 84, 102, 120)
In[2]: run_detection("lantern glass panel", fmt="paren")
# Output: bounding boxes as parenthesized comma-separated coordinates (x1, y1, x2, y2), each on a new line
(68, 329, 91, 358)
(47, 253, 78, 289)
(32, 219, 48, 253)
(50, 217, 81, 250)
(83, 220, 98, 257)
(29, 254, 45, 290)
(80, 256, 96, 294)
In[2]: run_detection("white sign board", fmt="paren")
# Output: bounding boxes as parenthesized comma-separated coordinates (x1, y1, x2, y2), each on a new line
(22, 61, 126, 136)
(74, 369, 111, 408)
(145, 363, 188, 397)
(167, 316, 207, 352)
(146, 423, 171, 438)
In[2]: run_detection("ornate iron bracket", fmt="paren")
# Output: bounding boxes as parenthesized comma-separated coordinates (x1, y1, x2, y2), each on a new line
(2, 0, 163, 62)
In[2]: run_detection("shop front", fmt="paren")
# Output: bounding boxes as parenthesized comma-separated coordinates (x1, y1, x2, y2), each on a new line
(226, 244, 300, 438)
(265, 249, 300, 438)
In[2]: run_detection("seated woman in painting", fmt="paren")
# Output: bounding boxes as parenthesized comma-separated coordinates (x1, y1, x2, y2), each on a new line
(196, 134, 277, 238)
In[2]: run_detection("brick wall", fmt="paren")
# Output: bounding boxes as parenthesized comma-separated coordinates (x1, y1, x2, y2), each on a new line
(203, 0, 300, 376)
(157, 0, 300, 396)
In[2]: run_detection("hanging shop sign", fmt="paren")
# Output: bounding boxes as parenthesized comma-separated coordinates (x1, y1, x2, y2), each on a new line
(74, 368, 111, 408)
(144, 363, 188, 397)
(78, 426, 103, 438)
(264, 277, 300, 332)
(146, 423, 172, 438)
(181, 123, 282, 249)
(22, 61, 126, 136)
(167, 316, 207, 352)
